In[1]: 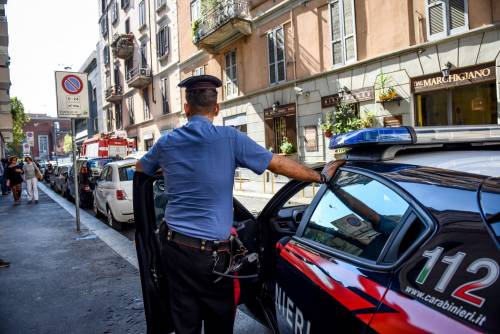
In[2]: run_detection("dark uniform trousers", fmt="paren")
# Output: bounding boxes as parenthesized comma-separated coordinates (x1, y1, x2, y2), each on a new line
(159, 224, 236, 334)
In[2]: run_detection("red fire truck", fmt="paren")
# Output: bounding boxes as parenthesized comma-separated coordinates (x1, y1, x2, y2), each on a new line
(81, 132, 135, 158)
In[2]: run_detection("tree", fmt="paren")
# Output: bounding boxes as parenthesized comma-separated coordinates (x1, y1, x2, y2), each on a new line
(8, 97, 30, 155)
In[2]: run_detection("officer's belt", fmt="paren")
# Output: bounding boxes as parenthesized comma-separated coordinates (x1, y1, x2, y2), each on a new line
(165, 226, 231, 252)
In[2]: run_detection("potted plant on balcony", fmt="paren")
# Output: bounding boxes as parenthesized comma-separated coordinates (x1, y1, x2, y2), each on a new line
(319, 110, 334, 138)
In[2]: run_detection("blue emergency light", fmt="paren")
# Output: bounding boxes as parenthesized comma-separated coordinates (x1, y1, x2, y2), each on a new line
(329, 127, 415, 149)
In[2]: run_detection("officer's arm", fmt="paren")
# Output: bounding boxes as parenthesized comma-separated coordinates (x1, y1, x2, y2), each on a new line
(267, 155, 344, 183)
(135, 160, 144, 172)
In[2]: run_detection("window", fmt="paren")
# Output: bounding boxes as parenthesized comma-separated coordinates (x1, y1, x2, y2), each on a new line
(267, 27, 285, 85)
(121, 0, 130, 9)
(111, 1, 119, 24)
(106, 107, 113, 131)
(100, 14, 109, 36)
(128, 96, 135, 124)
(101, 0, 106, 14)
(224, 50, 238, 98)
(143, 88, 151, 120)
(115, 103, 122, 129)
(303, 171, 410, 261)
(161, 78, 169, 115)
(156, 0, 167, 10)
(105, 167, 113, 182)
(223, 113, 246, 133)
(191, 0, 201, 21)
(125, 18, 131, 34)
(157, 26, 169, 58)
(38, 135, 49, 158)
(103, 45, 110, 66)
(119, 165, 136, 181)
(193, 66, 205, 76)
(113, 63, 121, 86)
(125, 57, 133, 77)
(140, 41, 148, 68)
(92, 87, 97, 101)
(329, 0, 356, 67)
(105, 72, 111, 90)
(145, 138, 154, 151)
(93, 118, 98, 133)
(264, 104, 297, 154)
(426, 0, 468, 40)
(139, 0, 146, 28)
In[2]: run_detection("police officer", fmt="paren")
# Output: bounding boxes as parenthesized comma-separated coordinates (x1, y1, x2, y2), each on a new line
(136, 75, 344, 334)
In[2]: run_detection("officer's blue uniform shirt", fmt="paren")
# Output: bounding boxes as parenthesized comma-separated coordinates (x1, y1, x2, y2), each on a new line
(139, 115, 273, 240)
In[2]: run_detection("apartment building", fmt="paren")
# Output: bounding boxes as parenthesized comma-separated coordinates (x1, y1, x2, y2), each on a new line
(178, 0, 500, 163)
(97, 0, 181, 151)
(0, 0, 12, 159)
(22, 114, 71, 161)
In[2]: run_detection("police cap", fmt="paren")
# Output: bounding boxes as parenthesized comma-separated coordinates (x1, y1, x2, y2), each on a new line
(178, 75, 222, 91)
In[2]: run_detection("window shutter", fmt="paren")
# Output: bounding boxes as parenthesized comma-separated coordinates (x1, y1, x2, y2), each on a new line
(156, 32, 160, 57)
(428, 0, 445, 36)
(343, 0, 355, 62)
(449, 0, 466, 30)
(166, 27, 170, 55)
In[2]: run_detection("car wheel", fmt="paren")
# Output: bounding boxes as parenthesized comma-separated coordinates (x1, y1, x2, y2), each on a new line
(93, 198, 102, 218)
(107, 206, 123, 231)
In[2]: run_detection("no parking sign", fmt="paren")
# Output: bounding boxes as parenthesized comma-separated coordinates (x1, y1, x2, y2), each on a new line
(55, 71, 89, 118)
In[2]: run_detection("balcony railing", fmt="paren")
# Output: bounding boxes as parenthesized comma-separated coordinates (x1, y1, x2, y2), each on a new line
(111, 33, 134, 59)
(193, 0, 251, 51)
(105, 85, 123, 103)
(126, 66, 151, 89)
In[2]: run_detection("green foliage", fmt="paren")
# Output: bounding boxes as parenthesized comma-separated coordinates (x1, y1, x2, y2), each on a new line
(8, 97, 30, 155)
(332, 103, 375, 135)
(191, 19, 200, 40)
(201, 0, 221, 14)
(280, 137, 294, 154)
(63, 134, 73, 154)
(319, 110, 334, 133)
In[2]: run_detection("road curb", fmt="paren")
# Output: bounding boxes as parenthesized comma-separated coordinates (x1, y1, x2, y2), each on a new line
(39, 182, 139, 269)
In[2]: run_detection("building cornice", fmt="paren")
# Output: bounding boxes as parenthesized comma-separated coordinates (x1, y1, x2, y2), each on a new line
(178, 50, 208, 70)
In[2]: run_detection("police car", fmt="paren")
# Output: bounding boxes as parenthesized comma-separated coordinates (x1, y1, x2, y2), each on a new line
(133, 125, 500, 334)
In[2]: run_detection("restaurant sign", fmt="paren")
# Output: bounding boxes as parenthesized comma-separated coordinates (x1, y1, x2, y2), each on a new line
(321, 87, 374, 108)
(412, 64, 495, 93)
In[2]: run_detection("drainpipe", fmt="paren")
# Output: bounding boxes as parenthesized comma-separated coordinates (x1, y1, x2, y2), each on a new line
(148, 0, 157, 104)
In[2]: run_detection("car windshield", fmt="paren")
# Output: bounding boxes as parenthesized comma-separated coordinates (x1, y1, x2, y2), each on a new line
(88, 159, 113, 170)
(118, 165, 136, 181)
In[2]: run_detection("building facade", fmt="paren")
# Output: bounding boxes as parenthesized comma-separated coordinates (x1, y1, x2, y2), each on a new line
(22, 114, 71, 162)
(97, 0, 181, 151)
(76, 50, 104, 146)
(0, 0, 12, 159)
(177, 0, 500, 163)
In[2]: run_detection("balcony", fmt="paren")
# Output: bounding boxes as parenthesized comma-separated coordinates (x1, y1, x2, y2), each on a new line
(0, 18, 8, 46)
(111, 33, 134, 60)
(105, 85, 123, 103)
(193, 0, 251, 52)
(0, 88, 8, 104)
(0, 67, 10, 90)
(126, 66, 151, 89)
(0, 112, 13, 143)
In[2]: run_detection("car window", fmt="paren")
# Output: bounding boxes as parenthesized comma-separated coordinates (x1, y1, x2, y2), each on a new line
(303, 171, 410, 261)
(99, 167, 108, 181)
(119, 165, 135, 181)
(283, 183, 320, 208)
(105, 167, 113, 182)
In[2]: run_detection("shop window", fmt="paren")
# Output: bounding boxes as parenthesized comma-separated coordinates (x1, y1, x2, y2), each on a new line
(224, 50, 238, 98)
(224, 113, 247, 133)
(426, 0, 468, 41)
(267, 27, 286, 85)
(329, 0, 356, 67)
(416, 82, 497, 126)
(264, 104, 297, 153)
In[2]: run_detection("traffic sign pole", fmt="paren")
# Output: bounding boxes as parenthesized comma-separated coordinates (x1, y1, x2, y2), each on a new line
(71, 119, 81, 232)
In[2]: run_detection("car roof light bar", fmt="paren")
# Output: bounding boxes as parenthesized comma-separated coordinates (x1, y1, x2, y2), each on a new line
(414, 125, 500, 144)
(329, 127, 415, 149)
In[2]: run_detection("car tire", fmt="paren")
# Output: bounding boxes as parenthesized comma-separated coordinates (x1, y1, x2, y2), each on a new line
(107, 205, 123, 231)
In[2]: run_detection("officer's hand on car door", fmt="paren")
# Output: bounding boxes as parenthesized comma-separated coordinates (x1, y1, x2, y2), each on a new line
(321, 159, 346, 184)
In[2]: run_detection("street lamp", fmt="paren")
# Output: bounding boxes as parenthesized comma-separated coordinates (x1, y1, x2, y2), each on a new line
(441, 62, 452, 80)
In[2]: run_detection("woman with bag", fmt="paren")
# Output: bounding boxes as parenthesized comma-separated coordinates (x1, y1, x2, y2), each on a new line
(23, 156, 42, 204)
(4, 156, 24, 205)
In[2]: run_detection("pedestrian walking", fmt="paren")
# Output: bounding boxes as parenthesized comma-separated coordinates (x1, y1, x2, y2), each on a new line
(136, 75, 344, 334)
(0, 158, 7, 195)
(23, 156, 41, 204)
(4, 156, 24, 205)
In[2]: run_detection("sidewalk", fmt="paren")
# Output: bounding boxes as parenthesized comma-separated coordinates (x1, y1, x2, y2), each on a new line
(0, 187, 146, 334)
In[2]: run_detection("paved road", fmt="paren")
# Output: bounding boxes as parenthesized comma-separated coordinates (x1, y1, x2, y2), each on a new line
(40, 184, 271, 333)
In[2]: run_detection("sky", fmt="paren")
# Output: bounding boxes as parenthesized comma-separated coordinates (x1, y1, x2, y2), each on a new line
(8, 0, 99, 117)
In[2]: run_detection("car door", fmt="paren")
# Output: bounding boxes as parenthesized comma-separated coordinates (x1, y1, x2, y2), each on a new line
(270, 168, 430, 334)
(95, 167, 108, 212)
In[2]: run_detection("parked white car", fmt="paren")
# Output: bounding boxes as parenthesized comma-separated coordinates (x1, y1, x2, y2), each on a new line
(93, 159, 136, 230)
